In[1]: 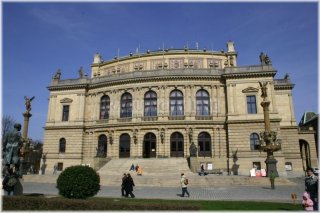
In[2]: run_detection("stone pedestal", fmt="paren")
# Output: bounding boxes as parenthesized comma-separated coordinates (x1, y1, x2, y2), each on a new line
(265, 158, 279, 177)
(188, 157, 199, 173)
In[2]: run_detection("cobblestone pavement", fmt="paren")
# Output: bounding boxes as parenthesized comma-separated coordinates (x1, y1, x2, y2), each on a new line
(22, 180, 305, 203)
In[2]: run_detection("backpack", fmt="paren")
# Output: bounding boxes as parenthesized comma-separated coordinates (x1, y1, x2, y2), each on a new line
(7, 176, 17, 187)
(184, 178, 189, 185)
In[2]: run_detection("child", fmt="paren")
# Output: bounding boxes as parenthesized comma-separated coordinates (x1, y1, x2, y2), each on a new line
(302, 191, 314, 211)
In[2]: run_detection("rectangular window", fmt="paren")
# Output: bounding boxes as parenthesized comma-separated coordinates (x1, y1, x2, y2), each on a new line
(57, 163, 63, 171)
(253, 162, 261, 170)
(62, 105, 69, 121)
(247, 95, 257, 114)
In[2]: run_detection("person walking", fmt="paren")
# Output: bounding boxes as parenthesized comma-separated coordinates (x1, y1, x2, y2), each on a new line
(305, 168, 318, 210)
(268, 170, 276, 189)
(124, 173, 135, 198)
(2, 166, 18, 196)
(302, 191, 314, 211)
(180, 173, 190, 197)
(121, 173, 127, 197)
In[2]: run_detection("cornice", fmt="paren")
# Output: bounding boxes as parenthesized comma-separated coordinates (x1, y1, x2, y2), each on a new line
(91, 50, 227, 68)
(226, 118, 282, 124)
(47, 67, 279, 91)
(45, 120, 226, 130)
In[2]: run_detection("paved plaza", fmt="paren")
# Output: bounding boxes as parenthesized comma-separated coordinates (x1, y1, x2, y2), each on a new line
(21, 177, 305, 203)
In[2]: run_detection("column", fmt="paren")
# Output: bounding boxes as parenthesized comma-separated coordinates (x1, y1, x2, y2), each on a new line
(232, 84, 238, 114)
(185, 85, 191, 118)
(226, 84, 234, 114)
(270, 82, 277, 113)
(190, 86, 196, 116)
(164, 86, 169, 117)
(288, 93, 296, 125)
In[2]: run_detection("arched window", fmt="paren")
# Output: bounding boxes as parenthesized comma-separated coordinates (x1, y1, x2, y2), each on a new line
(144, 91, 157, 116)
(170, 90, 184, 116)
(196, 89, 210, 116)
(100, 95, 110, 120)
(198, 132, 211, 157)
(250, 133, 260, 150)
(59, 138, 66, 153)
(120, 93, 132, 118)
(97, 135, 107, 157)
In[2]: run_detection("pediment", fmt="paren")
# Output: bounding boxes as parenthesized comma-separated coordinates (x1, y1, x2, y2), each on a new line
(242, 87, 259, 93)
(60, 98, 73, 103)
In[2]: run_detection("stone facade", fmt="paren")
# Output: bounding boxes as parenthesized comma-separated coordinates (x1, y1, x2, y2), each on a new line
(42, 41, 317, 176)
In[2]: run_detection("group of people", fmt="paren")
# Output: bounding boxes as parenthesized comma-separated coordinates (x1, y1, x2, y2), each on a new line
(303, 168, 318, 211)
(121, 173, 135, 198)
(129, 164, 144, 175)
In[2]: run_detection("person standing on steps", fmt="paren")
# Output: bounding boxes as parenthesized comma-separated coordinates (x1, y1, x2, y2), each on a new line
(180, 173, 190, 197)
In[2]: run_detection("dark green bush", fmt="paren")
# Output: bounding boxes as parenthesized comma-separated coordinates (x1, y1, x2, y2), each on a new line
(56, 165, 100, 199)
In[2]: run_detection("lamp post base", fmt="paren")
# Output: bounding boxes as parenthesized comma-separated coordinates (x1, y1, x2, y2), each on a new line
(265, 158, 279, 177)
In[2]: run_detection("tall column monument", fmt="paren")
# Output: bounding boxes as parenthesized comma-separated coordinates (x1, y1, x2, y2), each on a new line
(259, 82, 281, 177)
(20, 96, 35, 174)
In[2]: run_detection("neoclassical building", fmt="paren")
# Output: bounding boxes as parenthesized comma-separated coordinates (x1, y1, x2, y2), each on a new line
(43, 41, 317, 176)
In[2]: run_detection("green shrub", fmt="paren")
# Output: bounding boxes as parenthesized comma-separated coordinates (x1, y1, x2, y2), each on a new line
(56, 165, 100, 199)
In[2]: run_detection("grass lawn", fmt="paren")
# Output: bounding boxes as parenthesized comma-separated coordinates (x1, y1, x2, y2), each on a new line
(3, 195, 303, 211)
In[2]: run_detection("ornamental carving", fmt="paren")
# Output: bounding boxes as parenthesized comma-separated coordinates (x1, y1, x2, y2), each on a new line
(207, 59, 222, 68)
(242, 87, 259, 93)
(60, 98, 73, 103)
(169, 58, 184, 69)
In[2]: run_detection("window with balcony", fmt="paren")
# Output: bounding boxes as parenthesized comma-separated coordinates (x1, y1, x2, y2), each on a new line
(120, 93, 132, 118)
(144, 91, 157, 117)
(170, 90, 184, 116)
(196, 89, 210, 116)
(100, 95, 110, 120)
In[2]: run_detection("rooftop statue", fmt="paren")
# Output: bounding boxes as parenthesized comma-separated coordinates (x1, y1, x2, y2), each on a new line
(78, 66, 84, 78)
(53, 69, 61, 80)
(259, 52, 272, 65)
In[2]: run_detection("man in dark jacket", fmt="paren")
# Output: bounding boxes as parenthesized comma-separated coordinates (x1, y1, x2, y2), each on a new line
(121, 173, 127, 196)
(305, 168, 318, 210)
(124, 173, 135, 198)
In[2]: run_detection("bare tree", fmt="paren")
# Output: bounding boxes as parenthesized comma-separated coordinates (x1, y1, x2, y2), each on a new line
(2, 115, 16, 146)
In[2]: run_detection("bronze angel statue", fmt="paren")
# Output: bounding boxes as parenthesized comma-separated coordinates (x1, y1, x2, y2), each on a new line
(24, 96, 35, 112)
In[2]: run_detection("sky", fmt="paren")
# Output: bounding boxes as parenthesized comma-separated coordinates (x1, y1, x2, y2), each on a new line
(2, 2, 318, 141)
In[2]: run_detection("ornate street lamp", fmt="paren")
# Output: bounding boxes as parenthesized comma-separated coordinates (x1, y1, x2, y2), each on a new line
(259, 82, 281, 177)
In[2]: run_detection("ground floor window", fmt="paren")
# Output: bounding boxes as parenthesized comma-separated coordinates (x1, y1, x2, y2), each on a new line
(57, 162, 63, 171)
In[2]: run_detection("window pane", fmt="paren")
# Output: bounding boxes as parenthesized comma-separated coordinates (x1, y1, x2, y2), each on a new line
(247, 96, 257, 114)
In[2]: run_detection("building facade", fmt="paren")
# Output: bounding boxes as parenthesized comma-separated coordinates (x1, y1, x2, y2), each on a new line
(42, 41, 317, 176)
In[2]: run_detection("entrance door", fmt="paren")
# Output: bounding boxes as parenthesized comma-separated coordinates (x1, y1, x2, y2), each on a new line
(170, 132, 184, 157)
(299, 140, 311, 171)
(119, 134, 130, 158)
(143, 133, 156, 158)
(198, 132, 211, 157)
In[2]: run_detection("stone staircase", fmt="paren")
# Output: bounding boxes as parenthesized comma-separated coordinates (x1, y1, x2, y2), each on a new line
(22, 158, 298, 187)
